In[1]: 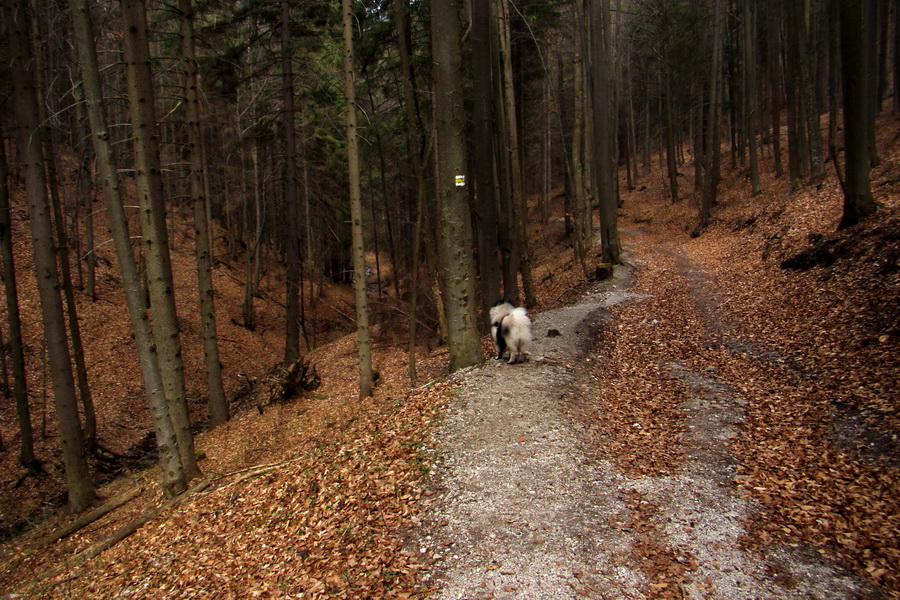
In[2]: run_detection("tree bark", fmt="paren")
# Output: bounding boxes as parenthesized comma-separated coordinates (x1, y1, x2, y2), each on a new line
(6, 0, 98, 512)
(588, 0, 622, 263)
(28, 0, 97, 449)
(471, 0, 501, 328)
(767, 0, 783, 177)
(744, 0, 762, 194)
(342, 0, 375, 397)
(432, 0, 483, 371)
(663, 73, 680, 203)
(838, 0, 877, 227)
(0, 124, 35, 469)
(571, 28, 590, 276)
(700, 0, 726, 231)
(120, 0, 201, 481)
(281, 0, 302, 365)
(179, 0, 228, 427)
(496, 0, 537, 306)
(391, 0, 427, 382)
(73, 0, 187, 496)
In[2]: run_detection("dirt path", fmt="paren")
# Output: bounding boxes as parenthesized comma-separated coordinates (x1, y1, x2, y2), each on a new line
(413, 234, 877, 599)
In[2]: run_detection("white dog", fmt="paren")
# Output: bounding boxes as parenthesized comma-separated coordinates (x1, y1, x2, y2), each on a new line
(490, 301, 532, 364)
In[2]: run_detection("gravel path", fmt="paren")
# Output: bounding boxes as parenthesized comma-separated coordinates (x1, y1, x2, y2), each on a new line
(413, 243, 877, 599)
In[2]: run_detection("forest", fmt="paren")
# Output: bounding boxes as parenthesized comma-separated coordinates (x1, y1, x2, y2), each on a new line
(1, 0, 898, 597)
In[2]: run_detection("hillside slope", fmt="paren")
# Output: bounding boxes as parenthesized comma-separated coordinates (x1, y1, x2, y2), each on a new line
(0, 115, 897, 597)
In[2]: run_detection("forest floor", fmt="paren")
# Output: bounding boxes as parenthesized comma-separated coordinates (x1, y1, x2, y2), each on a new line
(1, 118, 899, 599)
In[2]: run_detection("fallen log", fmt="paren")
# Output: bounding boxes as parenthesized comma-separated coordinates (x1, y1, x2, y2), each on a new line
(37, 486, 144, 547)
(24, 479, 210, 594)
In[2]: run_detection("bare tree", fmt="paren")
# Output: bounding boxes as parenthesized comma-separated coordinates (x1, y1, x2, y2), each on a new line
(699, 0, 726, 232)
(838, 0, 877, 228)
(179, 0, 228, 427)
(391, 0, 427, 382)
(588, 0, 622, 262)
(0, 125, 35, 469)
(121, 0, 201, 481)
(496, 0, 537, 306)
(343, 0, 375, 397)
(28, 0, 97, 449)
(281, 0, 302, 365)
(744, 0, 762, 195)
(6, 0, 97, 512)
(72, 0, 188, 495)
(471, 0, 502, 328)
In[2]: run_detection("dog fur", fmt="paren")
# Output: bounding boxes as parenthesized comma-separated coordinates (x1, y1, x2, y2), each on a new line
(490, 301, 532, 364)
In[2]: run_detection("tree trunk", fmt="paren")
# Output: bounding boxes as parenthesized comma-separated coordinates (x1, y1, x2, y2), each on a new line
(471, 0, 501, 329)
(864, 0, 879, 167)
(571, 28, 590, 276)
(496, 0, 537, 306)
(179, 0, 228, 427)
(838, 0, 877, 227)
(6, 0, 98, 512)
(0, 124, 35, 469)
(342, 0, 375, 397)
(73, 0, 187, 496)
(72, 82, 96, 301)
(700, 0, 726, 231)
(391, 0, 427, 382)
(27, 0, 97, 450)
(121, 0, 201, 481)
(432, 0, 482, 371)
(589, 0, 622, 263)
(799, 0, 825, 180)
(744, 0, 762, 194)
(663, 73, 680, 203)
(281, 0, 301, 365)
(767, 0, 784, 177)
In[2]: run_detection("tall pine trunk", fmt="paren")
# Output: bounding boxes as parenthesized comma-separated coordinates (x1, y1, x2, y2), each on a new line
(838, 0, 877, 227)
(6, 0, 97, 512)
(589, 0, 622, 263)
(179, 0, 228, 427)
(471, 0, 501, 328)
(28, 2, 96, 449)
(496, 0, 537, 306)
(432, 0, 482, 371)
(0, 125, 35, 469)
(744, 0, 762, 194)
(72, 0, 187, 496)
(281, 0, 302, 365)
(392, 0, 427, 382)
(700, 0, 726, 231)
(121, 0, 201, 481)
(342, 0, 375, 397)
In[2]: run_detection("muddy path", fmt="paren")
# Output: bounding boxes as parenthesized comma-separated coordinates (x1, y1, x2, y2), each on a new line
(412, 234, 877, 599)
